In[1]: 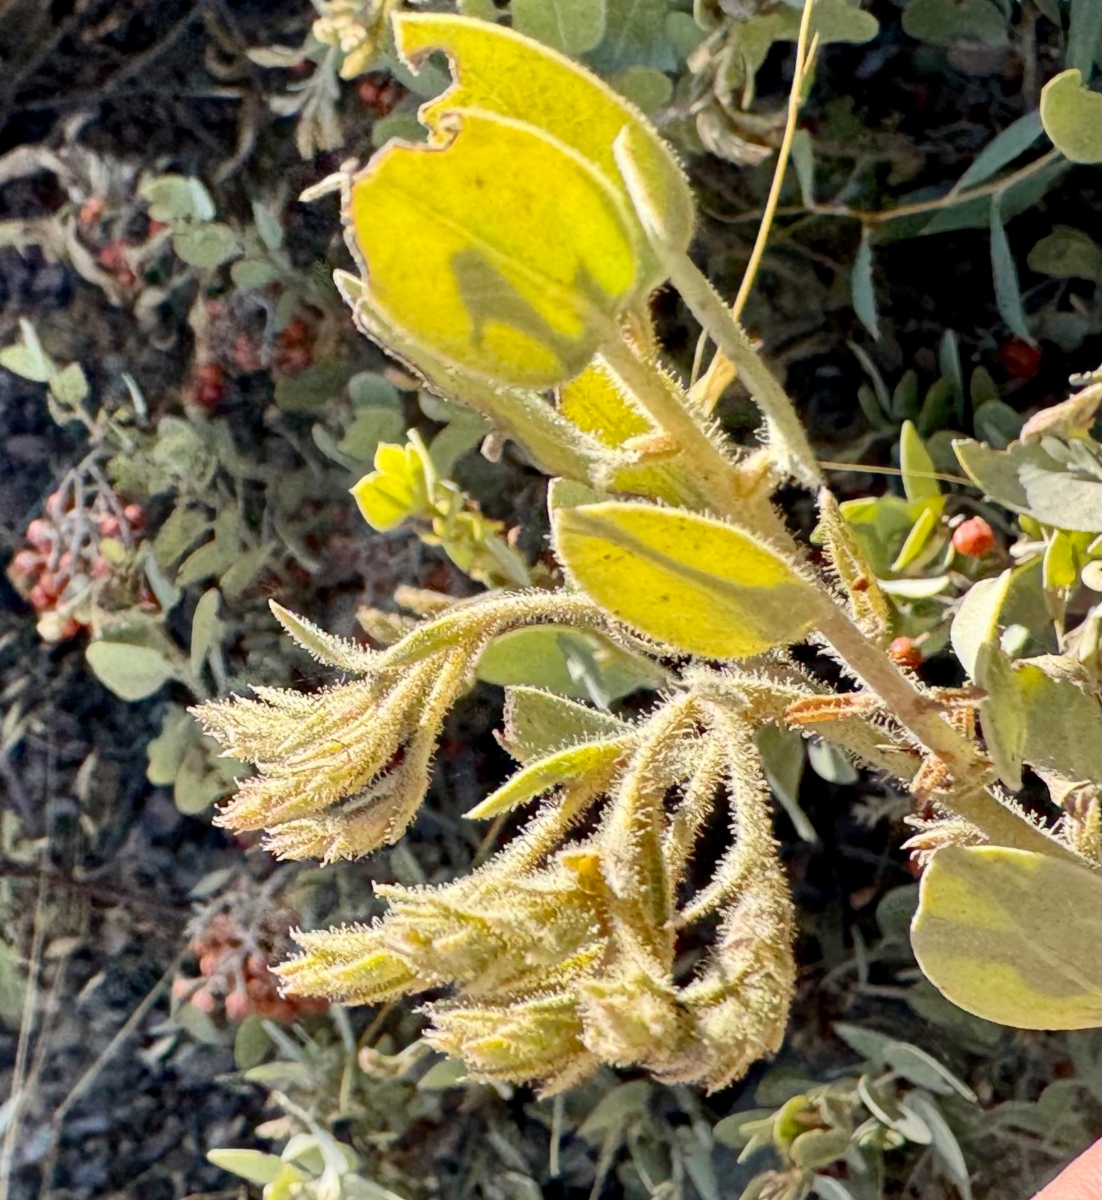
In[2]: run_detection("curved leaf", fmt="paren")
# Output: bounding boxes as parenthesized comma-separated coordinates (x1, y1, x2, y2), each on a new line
(1040, 69, 1102, 164)
(912, 845, 1102, 1030)
(347, 109, 640, 387)
(554, 501, 820, 658)
(394, 12, 694, 265)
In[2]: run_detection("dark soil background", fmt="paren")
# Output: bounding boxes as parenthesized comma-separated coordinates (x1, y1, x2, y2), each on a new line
(0, 2, 1099, 1199)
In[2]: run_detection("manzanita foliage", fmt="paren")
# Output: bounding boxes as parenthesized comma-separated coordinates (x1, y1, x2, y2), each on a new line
(199, 15, 1102, 1095)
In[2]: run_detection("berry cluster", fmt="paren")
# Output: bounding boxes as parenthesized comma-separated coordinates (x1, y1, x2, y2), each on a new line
(191, 304, 316, 411)
(7, 487, 145, 642)
(174, 903, 327, 1024)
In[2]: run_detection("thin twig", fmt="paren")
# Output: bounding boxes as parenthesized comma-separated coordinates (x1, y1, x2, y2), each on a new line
(692, 0, 819, 413)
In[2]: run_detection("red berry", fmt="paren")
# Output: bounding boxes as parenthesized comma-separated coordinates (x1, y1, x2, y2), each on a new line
(35, 571, 61, 602)
(279, 316, 311, 348)
(198, 951, 221, 978)
(78, 197, 107, 226)
(56, 617, 82, 641)
(45, 491, 67, 520)
(952, 516, 996, 558)
(996, 338, 1042, 380)
(889, 636, 923, 670)
(273, 343, 312, 375)
(245, 952, 269, 977)
(190, 989, 217, 1014)
(96, 240, 137, 288)
(10, 549, 43, 579)
(28, 583, 53, 612)
(25, 519, 54, 552)
(97, 513, 121, 538)
(194, 362, 225, 409)
(232, 333, 263, 374)
(172, 976, 195, 1000)
(224, 990, 253, 1021)
(123, 503, 145, 530)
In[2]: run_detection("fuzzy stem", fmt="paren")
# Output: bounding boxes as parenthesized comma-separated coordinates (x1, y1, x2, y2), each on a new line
(599, 332, 787, 539)
(812, 600, 1080, 861)
(657, 250, 823, 489)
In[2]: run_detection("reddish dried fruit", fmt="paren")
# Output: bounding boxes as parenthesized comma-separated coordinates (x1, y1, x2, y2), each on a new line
(889, 636, 923, 670)
(224, 990, 253, 1022)
(10, 549, 43, 579)
(279, 316, 311, 348)
(26, 519, 54, 552)
(190, 989, 216, 1014)
(35, 571, 61, 602)
(357, 74, 402, 116)
(273, 343, 312, 375)
(78, 197, 107, 226)
(194, 361, 225, 409)
(232, 333, 263, 374)
(96, 240, 137, 288)
(996, 338, 1042, 380)
(952, 516, 996, 558)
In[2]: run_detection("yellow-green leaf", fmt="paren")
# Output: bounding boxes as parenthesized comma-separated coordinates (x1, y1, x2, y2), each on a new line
(553, 501, 820, 658)
(394, 12, 694, 268)
(900, 420, 941, 502)
(1040, 69, 1102, 164)
(348, 108, 639, 387)
(467, 737, 628, 817)
(502, 686, 627, 762)
(889, 496, 944, 572)
(911, 845, 1102, 1030)
(558, 358, 652, 446)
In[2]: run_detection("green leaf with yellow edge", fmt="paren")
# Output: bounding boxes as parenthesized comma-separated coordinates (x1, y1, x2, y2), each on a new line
(890, 496, 944, 572)
(553, 501, 821, 659)
(347, 108, 639, 388)
(911, 844, 1102, 1030)
(467, 736, 629, 817)
(502, 685, 627, 762)
(1040, 69, 1102, 164)
(900, 420, 941, 502)
(393, 13, 694, 268)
